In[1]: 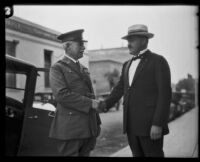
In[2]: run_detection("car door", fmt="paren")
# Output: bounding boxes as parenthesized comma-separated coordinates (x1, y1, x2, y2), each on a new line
(18, 104, 58, 156)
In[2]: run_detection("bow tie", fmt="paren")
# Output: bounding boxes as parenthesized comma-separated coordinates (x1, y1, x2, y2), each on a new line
(132, 54, 144, 61)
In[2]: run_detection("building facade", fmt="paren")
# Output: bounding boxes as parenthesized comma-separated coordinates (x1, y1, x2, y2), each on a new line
(90, 60, 122, 95)
(86, 47, 132, 95)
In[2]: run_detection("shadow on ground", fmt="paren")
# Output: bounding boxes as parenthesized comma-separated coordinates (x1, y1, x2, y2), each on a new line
(90, 122, 128, 157)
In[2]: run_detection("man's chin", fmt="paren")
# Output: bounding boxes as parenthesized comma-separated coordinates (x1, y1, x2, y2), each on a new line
(78, 52, 83, 58)
(129, 51, 139, 56)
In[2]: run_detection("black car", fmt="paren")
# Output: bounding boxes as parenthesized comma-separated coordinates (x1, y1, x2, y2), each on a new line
(5, 55, 58, 156)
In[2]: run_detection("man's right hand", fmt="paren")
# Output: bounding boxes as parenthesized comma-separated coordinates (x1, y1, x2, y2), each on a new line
(92, 100, 100, 110)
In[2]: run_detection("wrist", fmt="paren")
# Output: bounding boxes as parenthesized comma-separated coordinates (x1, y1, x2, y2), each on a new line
(92, 99, 98, 109)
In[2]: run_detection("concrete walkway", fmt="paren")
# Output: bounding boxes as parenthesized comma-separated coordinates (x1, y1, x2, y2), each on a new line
(110, 107, 198, 157)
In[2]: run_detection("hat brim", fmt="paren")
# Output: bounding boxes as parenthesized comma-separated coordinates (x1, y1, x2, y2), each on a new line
(71, 39, 88, 42)
(60, 39, 88, 43)
(121, 32, 154, 40)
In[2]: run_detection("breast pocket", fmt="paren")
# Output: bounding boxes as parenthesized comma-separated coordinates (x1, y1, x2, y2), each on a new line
(63, 69, 81, 84)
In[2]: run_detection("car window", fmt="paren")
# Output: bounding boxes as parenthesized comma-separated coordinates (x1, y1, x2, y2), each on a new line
(33, 70, 56, 111)
(6, 73, 26, 103)
(34, 95, 42, 101)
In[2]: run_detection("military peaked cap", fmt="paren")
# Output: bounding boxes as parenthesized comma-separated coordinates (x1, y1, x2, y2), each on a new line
(57, 29, 88, 43)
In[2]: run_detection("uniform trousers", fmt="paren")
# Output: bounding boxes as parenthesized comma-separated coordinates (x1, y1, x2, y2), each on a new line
(127, 134, 164, 157)
(56, 137, 96, 156)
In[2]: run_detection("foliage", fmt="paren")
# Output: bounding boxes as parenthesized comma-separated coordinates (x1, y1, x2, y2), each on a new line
(104, 69, 120, 90)
(175, 74, 195, 93)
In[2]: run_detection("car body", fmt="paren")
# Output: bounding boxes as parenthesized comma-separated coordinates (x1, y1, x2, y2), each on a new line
(5, 55, 58, 156)
(168, 92, 195, 122)
(178, 93, 195, 112)
(34, 92, 57, 107)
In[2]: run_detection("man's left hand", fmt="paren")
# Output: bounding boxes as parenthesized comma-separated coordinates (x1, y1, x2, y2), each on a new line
(150, 125, 162, 140)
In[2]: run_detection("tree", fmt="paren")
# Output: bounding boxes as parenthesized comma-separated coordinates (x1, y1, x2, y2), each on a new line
(176, 74, 195, 93)
(104, 69, 120, 91)
(104, 69, 121, 110)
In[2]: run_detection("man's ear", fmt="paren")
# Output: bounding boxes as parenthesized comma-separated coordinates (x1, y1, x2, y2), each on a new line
(65, 42, 71, 48)
(63, 42, 72, 49)
(141, 37, 148, 48)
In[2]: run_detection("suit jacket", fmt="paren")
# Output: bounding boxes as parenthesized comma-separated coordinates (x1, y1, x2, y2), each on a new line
(49, 56, 101, 140)
(105, 50, 172, 136)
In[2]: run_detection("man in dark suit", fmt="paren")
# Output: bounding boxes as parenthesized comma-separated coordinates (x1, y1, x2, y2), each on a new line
(49, 29, 101, 156)
(99, 24, 172, 157)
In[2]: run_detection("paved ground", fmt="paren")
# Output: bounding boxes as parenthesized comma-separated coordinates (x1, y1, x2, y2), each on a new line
(98, 108, 123, 131)
(90, 107, 127, 156)
(110, 107, 198, 157)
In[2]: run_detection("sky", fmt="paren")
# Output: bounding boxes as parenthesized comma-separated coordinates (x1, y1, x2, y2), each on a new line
(12, 5, 198, 84)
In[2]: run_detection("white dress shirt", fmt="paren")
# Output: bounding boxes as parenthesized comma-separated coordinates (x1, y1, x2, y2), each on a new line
(128, 49, 148, 86)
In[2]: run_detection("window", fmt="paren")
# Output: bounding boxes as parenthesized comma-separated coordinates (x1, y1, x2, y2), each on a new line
(44, 50, 52, 88)
(6, 40, 18, 87)
(6, 73, 26, 103)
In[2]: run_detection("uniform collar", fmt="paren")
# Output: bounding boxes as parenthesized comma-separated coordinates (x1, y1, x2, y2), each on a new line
(64, 54, 78, 63)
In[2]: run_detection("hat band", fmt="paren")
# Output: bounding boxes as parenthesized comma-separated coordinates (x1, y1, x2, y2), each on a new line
(62, 36, 83, 42)
(128, 29, 148, 34)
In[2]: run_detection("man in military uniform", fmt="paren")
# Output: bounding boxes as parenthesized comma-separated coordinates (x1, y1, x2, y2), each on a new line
(49, 29, 101, 156)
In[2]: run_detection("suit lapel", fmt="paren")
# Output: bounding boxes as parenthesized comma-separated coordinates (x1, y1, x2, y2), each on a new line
(130, 50, 150, 87)
(124, 59, 132, 88)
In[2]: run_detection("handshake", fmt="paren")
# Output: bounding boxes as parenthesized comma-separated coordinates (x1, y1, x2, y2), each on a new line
(92, 99, 108, 113)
